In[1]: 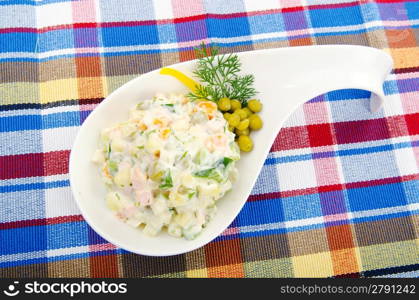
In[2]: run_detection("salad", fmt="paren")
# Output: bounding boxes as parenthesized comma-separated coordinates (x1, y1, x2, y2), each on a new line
(92, 44, 264, 240)
(92, 94, 240, 239)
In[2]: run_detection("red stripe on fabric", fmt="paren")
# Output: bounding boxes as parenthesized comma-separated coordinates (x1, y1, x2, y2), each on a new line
(0, 153, 44, 180)
(346, 174, 418, 189)
(270, 126, 310, 151)
(45, 215, 84, 225)
(0, 27, 38, 33)
(270, 115, 411, 152)
(247, 174, 417, 202)
(393, 66, 419, 74)
(318, 184, 344, 193)
(334, 118, 391, 144)
(405, 113, 419, 135)
(37, 24, 74, 33)
(375, 0, 414, 3)
(0, 150, 69, 180)
(0, 215, 84, 230)
(280, 187, 319, 198)
(308, 1, 359, 10)
(43, 150, 70, 177)
(281, 6, 305, 13)
(78, 97, 104, 105)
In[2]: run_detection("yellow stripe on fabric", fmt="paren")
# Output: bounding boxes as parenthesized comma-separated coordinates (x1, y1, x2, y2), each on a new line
(105, 75, 137, 96)
(0, 82, 39, 105)
(40, 78, 78, 104)
(386, 47, 419, 69)
(292, 251, 334, 278)
(186, 268, 208, 278)
(244, 258, 294, 278)
(358, 239, 419, 272)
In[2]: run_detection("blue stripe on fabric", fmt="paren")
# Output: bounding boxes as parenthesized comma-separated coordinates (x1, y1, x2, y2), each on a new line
(0, 130, 42, 156)
(47, 221, 89, 250)
(309, 4, 364, 27)
(0, 111, 80, 132)
(0, 225, 47, 254)
(0, 180, 69, 194)
(0, 32, 37, 53)
(281, 193, 323, 221)
(350, 210, 415, 225)
(403, 180, 419, 205)
(0, 248, 125, 268)
(0, 257, 48, 268)
(247, 13, 286, 34)
(1, 210, 417, 264)
(101, 25, 159, 47)
(237, 209, 418, 239)
(1, 22, 418, 62)
(397, 78, 419, 93)
(0, 0, 74, 5)
(237, 198, 285, 226)
(405, 1, 419, 20)
(0, 189, 45, 223)
(265, 141, 417, 165)
(206, 17, 251, 38)
(37, 29, 75, 53)
(347, 182, 408, 211)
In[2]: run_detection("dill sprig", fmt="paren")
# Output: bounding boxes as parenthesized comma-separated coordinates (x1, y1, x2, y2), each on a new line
(187, 43, 257, 104)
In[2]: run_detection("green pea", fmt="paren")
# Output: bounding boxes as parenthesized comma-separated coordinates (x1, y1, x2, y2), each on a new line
(249, 114, 263, 130)
(228, 113, 240, 127)
(235, 128, 250, 136)
(223, 112, 232, 120)
(248, 99, 262, 113)
(230, 99, 242, 111)
(237, 135, 253, 152)
(242, 107, 252, 117)
(236, 119, 250, 131)
(218, 97, 231, 111)
(235, 109, 248, 120)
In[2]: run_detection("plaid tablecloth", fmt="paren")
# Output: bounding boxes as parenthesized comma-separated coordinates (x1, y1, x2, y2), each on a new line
(0, 0, 418, 278)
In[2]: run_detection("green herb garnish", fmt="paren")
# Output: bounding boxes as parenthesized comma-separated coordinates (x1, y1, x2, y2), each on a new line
(193, 168, 224, 183)
(108, 160, 118, 173)
(180, 151, 188, 160)
(220, 157, 233, 168)
(159, 170, 173, 189)
(187, 43, 257, 104)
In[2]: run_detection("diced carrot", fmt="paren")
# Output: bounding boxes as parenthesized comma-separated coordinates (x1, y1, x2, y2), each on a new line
(160, 128, 171, 139)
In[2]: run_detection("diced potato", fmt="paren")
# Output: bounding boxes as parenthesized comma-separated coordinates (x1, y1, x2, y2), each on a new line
(91, 149, 105, 164)
(143, 224, 159, 236)
(151, 197, 168, 215)
(106, 192, 122, 211)
(113, 165, 131, 187)
(169, 192, 187, 207)
(129, 110, 145, 119)
(111, 138, 126, 152)
(145, 134, 162, 154)
(197, 182, 221, 198)
(121, 122, 137, 137)
(174, 212, 193, 228)
(100, 128, 111, 143)
(167, 223, 182, 238)
(181, 173, 195, 188)
(172, 119, 189, 131)
(183, 224, 203, 240)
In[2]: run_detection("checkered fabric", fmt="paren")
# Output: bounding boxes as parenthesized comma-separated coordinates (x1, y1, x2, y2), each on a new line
(0, 0, 418, 278)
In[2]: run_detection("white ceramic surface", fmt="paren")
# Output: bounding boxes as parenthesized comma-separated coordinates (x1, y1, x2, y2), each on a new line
(69, 45, 393, 256)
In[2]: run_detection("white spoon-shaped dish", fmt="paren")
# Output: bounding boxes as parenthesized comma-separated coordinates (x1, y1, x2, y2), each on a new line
(69, 45, 393, 256)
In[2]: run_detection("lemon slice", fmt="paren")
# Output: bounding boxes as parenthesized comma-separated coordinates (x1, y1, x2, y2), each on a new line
(160, 67, 201, 93)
